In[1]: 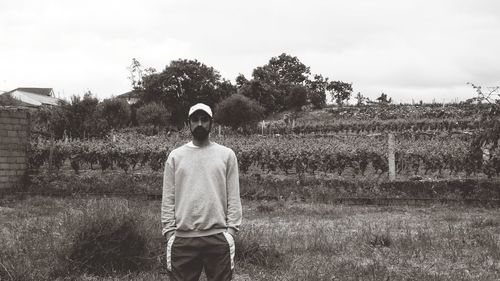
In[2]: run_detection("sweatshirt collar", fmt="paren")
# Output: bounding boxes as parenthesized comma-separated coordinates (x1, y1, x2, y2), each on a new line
(186, 141, 213, 149)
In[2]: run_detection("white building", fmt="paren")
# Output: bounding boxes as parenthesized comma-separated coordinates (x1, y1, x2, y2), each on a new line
(117, 89, 142, 105)
(1, 88, 61, 107)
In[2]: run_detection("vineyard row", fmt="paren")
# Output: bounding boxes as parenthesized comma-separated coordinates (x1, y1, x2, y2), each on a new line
(29, 135, 500, 178)
(259, 118, 490, 135)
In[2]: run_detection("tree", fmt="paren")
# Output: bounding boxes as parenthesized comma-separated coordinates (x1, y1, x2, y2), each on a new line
(253, 53, 310, 86)
(376, 93, 392, 104)
(466, 82, 500, 105)
(214, 94, 264, 132)
(99, 98, 131, 129)
(235, 74, 248, 88)
(218, 79, 237, 101)
(243, 53, 312, 113)
(329, 81, 353, 106)
(79, 92, 101, 136)
(127, 58, 156, 91)
(64, 92, 101, 139)
(306, 74, 328, 109)
(127, 58, 143, 90)
(136, 102, 170, 129)
(141, 59, 233, 128)
(467, 83, 500, 177)
(239, 53, 354, 112)
(30, 92, 109, 140)
(34, 104, 70, 139)
(285, 85, 309, 111)
(237, 80, 279, 115)
(355, 92, 368, 106)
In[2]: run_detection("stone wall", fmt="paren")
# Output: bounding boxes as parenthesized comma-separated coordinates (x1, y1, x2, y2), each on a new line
(0, 107, 30, 190)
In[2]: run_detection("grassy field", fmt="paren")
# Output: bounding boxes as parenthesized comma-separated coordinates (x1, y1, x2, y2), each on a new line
(1, 195, 500, 281)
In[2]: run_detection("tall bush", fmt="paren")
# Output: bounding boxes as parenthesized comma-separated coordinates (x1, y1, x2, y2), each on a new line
(285, 85, 309, 111)
(215, 94, 264, 132)
(136, 102, 170, 129)
(32, 92, 110, 140)
(67, 92, 101, 138)
(99, 97, 131, 129)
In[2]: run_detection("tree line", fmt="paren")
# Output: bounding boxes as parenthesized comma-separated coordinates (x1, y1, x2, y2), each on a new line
(1, 53, 402, 139)
(135, 53, 355, 129)
(16, 53, 358, 139)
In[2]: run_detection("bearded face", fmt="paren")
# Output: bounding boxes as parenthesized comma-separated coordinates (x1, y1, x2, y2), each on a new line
(189, 111, 212, 141)
(191, 125, 210, 141)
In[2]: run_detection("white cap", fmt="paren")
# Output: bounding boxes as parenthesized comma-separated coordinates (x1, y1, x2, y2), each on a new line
(188, 103, 213, 118)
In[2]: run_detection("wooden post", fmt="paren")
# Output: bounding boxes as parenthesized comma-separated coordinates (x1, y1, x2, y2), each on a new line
(261, 121, 265, 135)
(482, 146, 491, 163)
(48, 131, 54, 175)
(218, 125, 221, 136)
(388, 133, 396, 181)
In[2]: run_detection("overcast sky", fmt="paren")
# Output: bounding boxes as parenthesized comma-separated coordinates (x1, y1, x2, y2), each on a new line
(1, 0, 499, 103)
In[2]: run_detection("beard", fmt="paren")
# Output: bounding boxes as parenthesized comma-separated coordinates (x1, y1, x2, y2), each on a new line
(191, 126, 210, 141)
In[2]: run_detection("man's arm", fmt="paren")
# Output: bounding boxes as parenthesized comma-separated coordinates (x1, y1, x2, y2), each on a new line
(161, 153, 176, 237)
(226, 150, 242, 235)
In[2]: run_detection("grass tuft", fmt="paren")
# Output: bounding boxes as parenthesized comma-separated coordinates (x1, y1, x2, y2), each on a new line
(364, 227, 393, 248)
(234, 227, 283, 269)
(256, 202, 277, 213)
(470, 217, 499, 228)
(57, 199, 152, 277)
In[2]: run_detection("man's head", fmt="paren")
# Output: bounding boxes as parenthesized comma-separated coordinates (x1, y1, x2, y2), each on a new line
(188, 103, 213, 141)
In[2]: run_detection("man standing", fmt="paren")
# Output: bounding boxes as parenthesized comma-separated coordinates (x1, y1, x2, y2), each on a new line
(162, 103, 242, 281)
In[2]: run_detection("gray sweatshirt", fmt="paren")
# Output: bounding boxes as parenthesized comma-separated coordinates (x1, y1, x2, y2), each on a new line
(161, 141, 242, 237)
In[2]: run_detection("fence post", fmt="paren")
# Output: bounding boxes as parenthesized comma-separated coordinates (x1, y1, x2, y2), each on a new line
(48, 131, 54, 175)
(388, 133, 396, 181)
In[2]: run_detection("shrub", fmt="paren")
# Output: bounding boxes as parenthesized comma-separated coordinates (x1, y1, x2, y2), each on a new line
(215, 94, 264, 132)
(99, 98, 131, 129)
(285, 85, 308, 111)
(309, 90, 326, 109)
(32, 103, 71, 139)
(136, 102, 170, 128)
(61, 199, 151, 276)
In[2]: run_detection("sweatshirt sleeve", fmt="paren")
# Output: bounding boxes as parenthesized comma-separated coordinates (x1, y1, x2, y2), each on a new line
(161, 153, 176, 236)
(226, 150, 242, 233)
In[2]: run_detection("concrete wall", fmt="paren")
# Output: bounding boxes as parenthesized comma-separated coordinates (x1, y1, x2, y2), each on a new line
(0, 107, 30, 190)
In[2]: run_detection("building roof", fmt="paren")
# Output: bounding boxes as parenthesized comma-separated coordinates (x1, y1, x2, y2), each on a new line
(117, 89, 143, 105)
(7, 87, 54, 97)
(117, 89, 143, 99)
(2, 88, 60, 106)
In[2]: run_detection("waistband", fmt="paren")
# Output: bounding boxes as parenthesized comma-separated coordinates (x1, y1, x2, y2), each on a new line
(174, 228, 226, 238)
